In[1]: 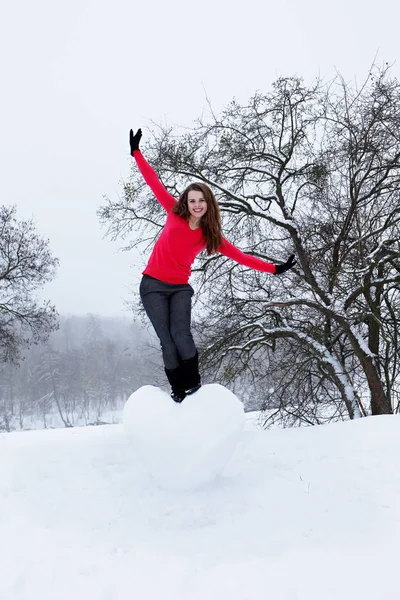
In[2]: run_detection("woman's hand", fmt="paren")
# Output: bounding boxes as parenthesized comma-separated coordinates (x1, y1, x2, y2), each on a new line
(130, 128, 142, 154)
(275, 254, 296, 274)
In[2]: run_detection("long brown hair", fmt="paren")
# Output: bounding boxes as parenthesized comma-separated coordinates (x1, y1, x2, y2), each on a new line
(172, 182, 222, 255)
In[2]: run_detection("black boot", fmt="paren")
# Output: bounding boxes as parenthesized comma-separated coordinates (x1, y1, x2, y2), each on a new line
(164, 366, 186, 403)
(182, 351, 201, 395)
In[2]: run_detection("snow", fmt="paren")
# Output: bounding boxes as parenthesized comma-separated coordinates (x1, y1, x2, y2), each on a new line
(1, 387, 400, 599)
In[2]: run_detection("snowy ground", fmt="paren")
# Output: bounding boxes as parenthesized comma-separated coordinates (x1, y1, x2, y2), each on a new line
(1, 390, 400, 599)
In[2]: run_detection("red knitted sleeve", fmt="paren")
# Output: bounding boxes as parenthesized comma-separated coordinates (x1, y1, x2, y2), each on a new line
(133, 150, 177, 213)
(218, 237, 277, 274)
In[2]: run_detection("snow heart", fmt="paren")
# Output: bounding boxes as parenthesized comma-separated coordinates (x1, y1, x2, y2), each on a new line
(123, 384, 245, 491)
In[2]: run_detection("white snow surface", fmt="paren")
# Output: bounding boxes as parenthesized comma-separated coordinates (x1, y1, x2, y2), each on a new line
(1, 386, 400, 600)
(123, 384, 245, 490)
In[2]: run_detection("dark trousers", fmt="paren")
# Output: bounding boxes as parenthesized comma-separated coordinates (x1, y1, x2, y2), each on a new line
(139, 275, 197, 370)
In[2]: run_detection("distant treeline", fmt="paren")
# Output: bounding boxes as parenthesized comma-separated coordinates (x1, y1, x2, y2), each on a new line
(0, 314, 163, 432)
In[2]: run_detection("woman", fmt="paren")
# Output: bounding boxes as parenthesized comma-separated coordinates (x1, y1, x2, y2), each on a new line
(130, 128, 296, 402)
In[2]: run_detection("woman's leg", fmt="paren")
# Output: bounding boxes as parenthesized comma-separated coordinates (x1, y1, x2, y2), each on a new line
(170, 289, 201, 392)
(169, 288, 197, 361)
(140, 279, 180, 370)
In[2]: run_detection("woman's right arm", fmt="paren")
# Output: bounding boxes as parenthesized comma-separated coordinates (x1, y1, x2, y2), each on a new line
(132, 149, 177, 213)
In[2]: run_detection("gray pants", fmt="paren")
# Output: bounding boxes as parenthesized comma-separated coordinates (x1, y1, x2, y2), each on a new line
(139, 275, 197, 370)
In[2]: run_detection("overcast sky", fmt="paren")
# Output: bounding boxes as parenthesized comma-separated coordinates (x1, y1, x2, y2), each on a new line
(1, 0, 398, 317)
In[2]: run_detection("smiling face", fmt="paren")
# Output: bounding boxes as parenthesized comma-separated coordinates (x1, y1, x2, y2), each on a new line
(187, 190, 208, 221)
(175, 181, 222, 253)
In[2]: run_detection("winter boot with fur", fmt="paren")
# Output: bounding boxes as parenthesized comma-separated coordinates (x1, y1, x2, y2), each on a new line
(164, 366, 186, 403)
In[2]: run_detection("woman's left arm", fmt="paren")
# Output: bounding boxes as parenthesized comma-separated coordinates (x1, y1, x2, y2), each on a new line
(218, 238, 296, 275)
(218, 238, 276, 274)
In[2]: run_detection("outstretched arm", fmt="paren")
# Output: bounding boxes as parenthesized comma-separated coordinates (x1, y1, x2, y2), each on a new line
(130, 128, 177, 213)
(218, 238, 277, 274)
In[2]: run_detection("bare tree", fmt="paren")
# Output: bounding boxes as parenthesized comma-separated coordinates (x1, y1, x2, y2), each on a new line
(0, 205, 59, 363)
(99, 65, 400, 420)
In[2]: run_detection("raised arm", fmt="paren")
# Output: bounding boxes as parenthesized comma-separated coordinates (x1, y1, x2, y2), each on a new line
(130, 128, 177, 213)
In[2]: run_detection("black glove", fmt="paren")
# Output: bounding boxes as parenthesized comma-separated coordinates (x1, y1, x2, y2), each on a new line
(275, 254, 296, 275)
(130, 128, 142, 154)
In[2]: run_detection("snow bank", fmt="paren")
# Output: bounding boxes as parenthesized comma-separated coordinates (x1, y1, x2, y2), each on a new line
(123, 383, 245, 490)
(2, 407, 400, 599)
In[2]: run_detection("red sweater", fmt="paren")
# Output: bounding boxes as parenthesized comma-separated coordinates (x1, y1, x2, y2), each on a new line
(134, 150, 276, 284)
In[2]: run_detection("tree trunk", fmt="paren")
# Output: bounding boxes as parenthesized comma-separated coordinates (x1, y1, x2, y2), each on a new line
(362, 355, 392, 415)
